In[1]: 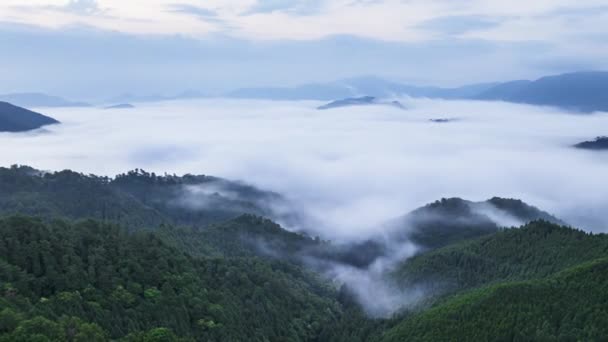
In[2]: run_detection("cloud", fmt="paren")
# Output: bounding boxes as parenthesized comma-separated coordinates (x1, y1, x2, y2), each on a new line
(244, 0, 325, 15)
(168, 4, 221, 22)
(5, 97, 608, 315)
(2, 98, 608, 240)
(2, 0, 608, 44)
(63, 0, 101, 15)
(416, 15, 503, 36)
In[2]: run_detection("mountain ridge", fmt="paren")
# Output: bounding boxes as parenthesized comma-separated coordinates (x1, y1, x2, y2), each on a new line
(0, 102, 59, 132)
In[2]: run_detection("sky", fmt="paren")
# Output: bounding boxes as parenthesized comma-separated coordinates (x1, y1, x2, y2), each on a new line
(1, 0, 608, 98)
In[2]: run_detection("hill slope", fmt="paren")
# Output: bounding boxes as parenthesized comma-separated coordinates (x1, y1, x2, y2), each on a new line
(0, 215, 340, 341)
(0, 93, 89, 108)
(574, 136, 608, 150)
(383, 256, 608, 341)
(388, 197, 562, 251)
(0, 166, 291, 229)
(0, 166, 606, 341)
(393, 221, 608, 296)
(477, 71, 608, 112)
(0, 102, 59, 132)
(323, 221, 608, 341)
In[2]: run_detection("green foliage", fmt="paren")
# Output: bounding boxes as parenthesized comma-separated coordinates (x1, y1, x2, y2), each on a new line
(381, 257, 608, 341)
(0, 166, 282, 231)
(0, 216, 340, 341)
(0, 166, 607, 341)
(0, 166, 165, 229)
(396, 197, 562, 251)
(394, 221, 608, 296)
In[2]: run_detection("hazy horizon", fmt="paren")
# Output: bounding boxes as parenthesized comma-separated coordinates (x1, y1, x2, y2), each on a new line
(1, 1, 608, 99)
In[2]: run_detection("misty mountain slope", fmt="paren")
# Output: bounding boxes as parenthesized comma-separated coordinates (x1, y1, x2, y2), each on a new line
(104, 103, 135, 109)
(389, 197, 562, 251)
(0, 215, 341, 341)
(0, 102, 59, 132)
(0, 166, 291, 230)
(318, 223, 608, 342)
(159, 214, 389, 273)
(106, 90, 207, 104)
(317, 96, 405, 110)
(0, 166, 166, 228)
(110, 169, 291, 228)
(392, 221, 608, 297)
(474, 80, 532, 101)
(158, 214, 319, 259)
(0, 93, 90, 108)
(484, 197, 563, 223)
(574, 136, 608, 150)
(382, 256, 608, 342)
(227, 76, 499, 101)
(477, 71, 608, 112)
(225, 71, 608, 112)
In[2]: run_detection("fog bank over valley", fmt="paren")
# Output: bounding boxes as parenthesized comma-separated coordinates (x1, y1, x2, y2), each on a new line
(1, 98, 607, 237)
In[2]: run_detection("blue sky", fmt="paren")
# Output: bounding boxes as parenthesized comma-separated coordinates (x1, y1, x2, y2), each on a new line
(0, 0, 607, 99)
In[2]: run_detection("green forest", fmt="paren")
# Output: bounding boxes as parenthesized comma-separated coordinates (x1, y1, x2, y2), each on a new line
(0, 165, 607, 341)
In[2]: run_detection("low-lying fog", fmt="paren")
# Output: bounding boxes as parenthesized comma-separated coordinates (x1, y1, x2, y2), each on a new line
(2, 98, 608, 237)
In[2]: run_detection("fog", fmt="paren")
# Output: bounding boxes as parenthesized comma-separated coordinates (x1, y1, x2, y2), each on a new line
(2, 98, 608, 239)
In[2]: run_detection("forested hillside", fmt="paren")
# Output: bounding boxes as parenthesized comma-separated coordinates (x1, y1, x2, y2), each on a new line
(0, 166, 290, 230)
(0, 166, 606, 341)
(393, 221, 608, 298)
(0, 102, 59, 133)
(0, 216, 340, 341)
(382, 257, 608, 341)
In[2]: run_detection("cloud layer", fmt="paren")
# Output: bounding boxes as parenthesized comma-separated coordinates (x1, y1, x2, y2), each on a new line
(2, 0, 608, 43)
(1, 99, 607, 238)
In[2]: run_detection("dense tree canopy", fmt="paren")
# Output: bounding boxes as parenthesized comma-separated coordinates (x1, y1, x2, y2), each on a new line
(0, 216, 340, 341)
(0, 166, 606, 341)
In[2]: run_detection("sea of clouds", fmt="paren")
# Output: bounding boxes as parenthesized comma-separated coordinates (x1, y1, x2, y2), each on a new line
(2, 98, 608, 238)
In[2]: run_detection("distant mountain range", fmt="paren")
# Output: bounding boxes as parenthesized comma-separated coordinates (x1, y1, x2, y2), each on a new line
(227, 71, 608, 112)
(227, 76, 498, 101)
(4, 71, 607, 112)
(106, 90, 207, 104)
(0, 93, 90, 108)
(475, 72, 608, 112)
(0, 101, 59, 132)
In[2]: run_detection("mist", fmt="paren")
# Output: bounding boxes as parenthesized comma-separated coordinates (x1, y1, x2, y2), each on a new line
(1, 98, 608, 240)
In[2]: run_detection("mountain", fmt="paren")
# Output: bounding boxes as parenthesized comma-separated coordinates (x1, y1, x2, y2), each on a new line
(574, 136, 608, 150)
(0, 166, 293, 229)
(387, 197, 562, 251)
(429, 118, 455, 123)
(104, 103, 135, 109)
(0, 93, 90, 108)
(477, 71, 608, 112)
(0, 166, 606, 341)
(107, 90, 206, 104)
(474, 80, 532, 100)
(0, 102, 59, 132)
(392, 220, 607, 297)
(226, 71, 608, 112)
(227, 77, 497, 101)
(325, 221, 608, 341)
(0, 215, 340, 341)
(317, 96, 405, 110)
(383, 255, 608, 342)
